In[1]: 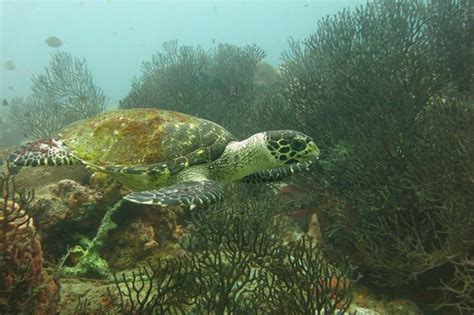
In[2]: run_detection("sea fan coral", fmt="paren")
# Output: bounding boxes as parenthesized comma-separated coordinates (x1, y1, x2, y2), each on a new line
(119, 40, 266, 137)
(250, 0, 472, 310)
(9, 51, 106, 139)
(0, 173, 58, 314)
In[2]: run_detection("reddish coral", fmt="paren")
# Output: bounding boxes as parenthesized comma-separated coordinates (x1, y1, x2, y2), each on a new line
(0, 201, 58, 314)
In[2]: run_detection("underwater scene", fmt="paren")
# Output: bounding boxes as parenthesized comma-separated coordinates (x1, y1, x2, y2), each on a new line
(0, 0, 472, 314)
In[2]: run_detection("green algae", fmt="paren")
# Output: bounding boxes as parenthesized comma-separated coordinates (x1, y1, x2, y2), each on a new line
(64, 200, 124, 278)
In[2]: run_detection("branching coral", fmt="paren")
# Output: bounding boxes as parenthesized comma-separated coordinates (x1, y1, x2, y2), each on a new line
(0, 172, 58, 314)
(107, 189, 356, 314)
(120, 40, 209, 111)
(108, 258, 194, 314)
(248, 0, 473, 310)
(184, 200, 288, 314)
(263, 237, 355, 314)
(9, 51, 106, 138)
(434, 256, 474, 313)
(120, 40, 267, 137)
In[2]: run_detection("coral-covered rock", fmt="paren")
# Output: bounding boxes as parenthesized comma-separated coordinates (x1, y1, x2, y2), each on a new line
(30, 178, 122, 259)
(103, 204, 185, 270)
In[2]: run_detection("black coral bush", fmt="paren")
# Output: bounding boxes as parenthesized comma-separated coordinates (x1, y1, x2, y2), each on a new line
(9, 51, 106, 139)
(251, 0, 473, 311)
(120, 40, 268, 137)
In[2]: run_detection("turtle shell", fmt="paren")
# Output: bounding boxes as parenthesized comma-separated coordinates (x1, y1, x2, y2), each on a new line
(59, 108, 236, 170)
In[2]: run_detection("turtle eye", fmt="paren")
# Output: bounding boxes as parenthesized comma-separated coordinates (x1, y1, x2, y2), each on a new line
(290, 138, 306, 151)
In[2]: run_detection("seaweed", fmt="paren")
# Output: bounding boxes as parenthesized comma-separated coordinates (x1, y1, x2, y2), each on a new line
(9, 51, 106, 138)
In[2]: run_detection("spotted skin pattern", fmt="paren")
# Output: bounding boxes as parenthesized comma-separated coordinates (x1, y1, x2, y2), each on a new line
(265, 130, 319, 165)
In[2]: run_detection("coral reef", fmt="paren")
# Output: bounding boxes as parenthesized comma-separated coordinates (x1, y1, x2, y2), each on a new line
(263, 237, 354, 314)
(254, 61, 280, 86)
(24, 175, 182, 278)
(10, 165, 90, 192)
(250, 0, 473, 311)
(103, 204, 184, 270)
(28, 178, 121, 261)
(32, 181, 421, 314)
(0, 105, 23, 148)
(0, 173, 58, 314)
(107, 258, 193, 314)
(103, 188, 356, 314)
(119, 40, 267, 137)
(9, 51, 106, 139)
(3, 1, 469, 313)
(434, 256, 474, 314)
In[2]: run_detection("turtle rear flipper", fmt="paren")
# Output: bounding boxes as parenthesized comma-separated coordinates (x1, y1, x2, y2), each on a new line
(9, 139, 81, 167)
(124, 180, 224, 209)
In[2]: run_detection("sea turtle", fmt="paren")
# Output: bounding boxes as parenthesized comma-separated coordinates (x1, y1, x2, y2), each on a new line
(8, 108, 319, 208)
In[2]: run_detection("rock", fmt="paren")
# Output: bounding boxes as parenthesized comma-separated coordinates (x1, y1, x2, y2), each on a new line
(29, 179, 122, 259)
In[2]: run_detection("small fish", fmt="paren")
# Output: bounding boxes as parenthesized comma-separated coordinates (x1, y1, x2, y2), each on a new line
(2, 99, 8, 106)
(3, 60, 15, 70)
(212, 38, 216, 44)
(45, 36, 63, 48)
(8, 86, 14, 91)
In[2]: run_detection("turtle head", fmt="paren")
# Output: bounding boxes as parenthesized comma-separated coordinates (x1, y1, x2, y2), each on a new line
(264, 130, 319, 166)
(209, 130, 319, 183)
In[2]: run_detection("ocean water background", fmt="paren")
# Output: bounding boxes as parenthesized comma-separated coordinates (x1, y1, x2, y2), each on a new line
(1, 0, 366, 107)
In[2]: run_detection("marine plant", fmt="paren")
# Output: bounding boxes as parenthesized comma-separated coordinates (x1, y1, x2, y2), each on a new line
(250, 0, 473, 310)
(9, 51, 106, 138)
(0, 171, 58, 314)
(120, 40, 267, 137)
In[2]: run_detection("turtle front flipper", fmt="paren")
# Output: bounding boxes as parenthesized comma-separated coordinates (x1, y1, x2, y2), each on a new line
(243, 161, 313, 183)
(124, 180, 224, 209)
(9, 139, 81, 167)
